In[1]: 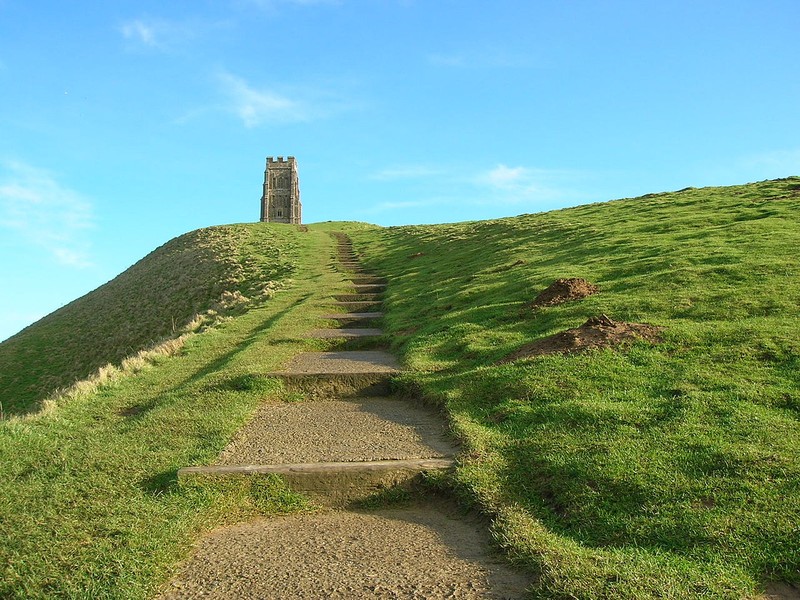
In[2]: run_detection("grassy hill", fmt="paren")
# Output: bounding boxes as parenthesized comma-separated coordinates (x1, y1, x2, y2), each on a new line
(0, 224, 299, 416)
(345, 177, 800, 598)
(0, 223, 354, 598)
(1, 179, 798, 599)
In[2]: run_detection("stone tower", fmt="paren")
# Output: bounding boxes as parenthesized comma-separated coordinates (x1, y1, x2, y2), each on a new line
(260, 156, 302, 224)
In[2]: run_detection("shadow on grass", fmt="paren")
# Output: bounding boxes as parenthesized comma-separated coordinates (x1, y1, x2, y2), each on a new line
(168, 293, 314, 394)
(141, 469, 180, 496)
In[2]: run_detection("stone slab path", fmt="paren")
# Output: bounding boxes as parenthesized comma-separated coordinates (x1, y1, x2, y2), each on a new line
(164, 232, 531, 598)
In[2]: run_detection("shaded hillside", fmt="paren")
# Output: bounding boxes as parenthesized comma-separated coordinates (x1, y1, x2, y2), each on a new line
(347, 177, 800, 598)
(0, 223, 300, 415)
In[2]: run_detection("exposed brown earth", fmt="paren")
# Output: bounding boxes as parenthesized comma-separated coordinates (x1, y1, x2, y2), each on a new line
(761, 583, 800, 600)
(501, 314, 664, 362)
(528, 277, 599, 308)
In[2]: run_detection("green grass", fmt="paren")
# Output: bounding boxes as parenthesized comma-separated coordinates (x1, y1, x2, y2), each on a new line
(343, 177, 800, 599)
(0, 224, 363, 598)
(2, 180, 798, 598)
(0, 223, 299, 416)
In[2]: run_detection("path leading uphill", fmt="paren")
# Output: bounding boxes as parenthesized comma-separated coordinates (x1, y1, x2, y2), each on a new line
(158, 233, 531, 599)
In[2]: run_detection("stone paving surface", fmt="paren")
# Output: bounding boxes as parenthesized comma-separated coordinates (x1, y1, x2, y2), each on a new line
(216, 398, 457, 465)
(157, 505, 531, 600)
(277, 350, 400, 374)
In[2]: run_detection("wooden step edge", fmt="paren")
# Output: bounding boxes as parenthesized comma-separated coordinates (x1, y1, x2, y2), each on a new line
(178, 458, 455, 478)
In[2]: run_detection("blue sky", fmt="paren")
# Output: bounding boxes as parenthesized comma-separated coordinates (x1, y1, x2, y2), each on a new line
(1, 0, 799, 342)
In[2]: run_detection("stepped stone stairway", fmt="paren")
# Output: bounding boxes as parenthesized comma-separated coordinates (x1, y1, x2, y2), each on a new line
(163, 233, 530, 599)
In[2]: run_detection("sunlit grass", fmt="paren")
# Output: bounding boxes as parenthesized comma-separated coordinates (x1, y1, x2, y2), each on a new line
(0, 224, 361, 599)
(346, 177, 800, 599)
(0, 224, 299, 416)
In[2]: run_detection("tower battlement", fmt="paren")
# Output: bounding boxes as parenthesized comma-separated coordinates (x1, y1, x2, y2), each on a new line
(260, 156, 302, 224)
(266, 156, 294, 164)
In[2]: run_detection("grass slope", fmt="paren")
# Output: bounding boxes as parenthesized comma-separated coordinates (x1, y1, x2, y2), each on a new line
(0, 223, 369, 598)
(345, 177, 800, 599)
(0, 224, 297, 416)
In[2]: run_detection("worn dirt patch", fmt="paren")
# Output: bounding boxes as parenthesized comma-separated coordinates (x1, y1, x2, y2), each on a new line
(500, 314, 663, 362)
(760, 583, 800, 600)
(157, 504, 531, 599)
(528, 277, 599, 308)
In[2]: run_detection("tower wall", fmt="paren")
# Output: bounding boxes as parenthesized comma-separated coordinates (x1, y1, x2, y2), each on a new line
(260, 156, 302, 224)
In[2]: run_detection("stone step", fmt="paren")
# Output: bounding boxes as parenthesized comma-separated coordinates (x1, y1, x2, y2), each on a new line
(338, 265, 366, 273)
(210, 397, 458, 466)
(269, 350, 400, 397)
(178, 458, 455, 506)
(334, 300, 382, 310)
(352, 283, 386, 292)
(349, 276, 387, 285)
(320, 312, 384, 320)
(303, 328, 383, 339)
(334, 293, 382, 302)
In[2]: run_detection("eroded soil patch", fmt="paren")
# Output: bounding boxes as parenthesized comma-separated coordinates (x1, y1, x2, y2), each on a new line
(528, 277, 598, 308)
(501, 314, 663, 362)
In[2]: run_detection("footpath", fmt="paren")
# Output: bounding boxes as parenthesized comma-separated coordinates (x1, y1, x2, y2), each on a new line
(158, 233, 531, 599)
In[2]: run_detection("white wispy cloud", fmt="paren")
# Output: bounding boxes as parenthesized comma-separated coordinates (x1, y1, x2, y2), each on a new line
(475, 163, 587, 206)
(119, 17, 227, 52)
(215, 71, 306, 127)
(364, 161, 588, 218)
(0, 161, 94, 268)
(212, 70, 354, 127)
(121, 19, 159, 47)
(482, 164, 528, 187)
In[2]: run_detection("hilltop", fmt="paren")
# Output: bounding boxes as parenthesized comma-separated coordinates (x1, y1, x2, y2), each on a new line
(0, 179, 798, 599)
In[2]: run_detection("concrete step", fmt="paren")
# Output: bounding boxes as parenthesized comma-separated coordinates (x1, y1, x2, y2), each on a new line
(334, 293, 382, 302)
(320, 312, 384, 320)
(156, 502, 532, 598)
(334, 300, 382, 310)
(269, 350, 400, 397)
(303, 328, 383, 339)
(349, 276, 388, 285)
(178, 459, 455, 506)
(352, 283, 386, 292)
(338, 264, 366, 273)
(209, 397, 458, 465)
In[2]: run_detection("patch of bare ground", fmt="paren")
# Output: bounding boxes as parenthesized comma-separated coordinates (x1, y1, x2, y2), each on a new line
(528, 277, 599, 308)
(157, 504, 531, 599)
(500, 314, 664, 363)
(760, 583, 800, 600)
